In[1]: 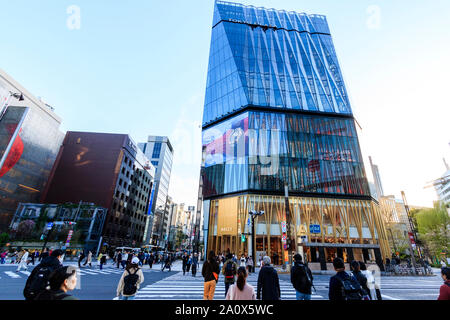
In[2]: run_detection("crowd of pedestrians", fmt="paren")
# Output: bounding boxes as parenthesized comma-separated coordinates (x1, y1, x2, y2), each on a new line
(6, 246, 449, 301)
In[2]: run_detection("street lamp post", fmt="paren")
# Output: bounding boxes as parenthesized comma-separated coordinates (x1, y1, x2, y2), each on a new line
(249, 210, 264, 270)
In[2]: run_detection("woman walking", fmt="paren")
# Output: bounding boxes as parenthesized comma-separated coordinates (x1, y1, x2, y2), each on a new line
(116, 257, 144, 300)
(202, 251, 220, 300)
(226, 267, 256, 300)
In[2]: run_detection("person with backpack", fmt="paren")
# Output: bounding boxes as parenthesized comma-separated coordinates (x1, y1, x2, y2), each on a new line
(202, 251, 220, 300)
(35, 266, 79, 300)
(116, 257, 144, 300)
(23, 249, 64, 300)
(192, 253, 199, 277)
(329, 257, 364, 300)
(257, 256, 281, 300)
(226, 266, 256, 300)
(438, 267, 450, 300)
(350, 261, 370, 300)
(291, 254, 314, 300)
(222, 253, 238, 297)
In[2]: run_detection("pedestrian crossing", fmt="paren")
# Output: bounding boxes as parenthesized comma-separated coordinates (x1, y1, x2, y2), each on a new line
(2, 266, 160, 279)
(133, 272, 324, 300)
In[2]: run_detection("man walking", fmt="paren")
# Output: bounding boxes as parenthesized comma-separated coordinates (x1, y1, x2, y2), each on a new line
(192, 253, 199, 277)
(148, 252, 154, 269)
(78, 250, 85, 268)
(16, 249, 29, 272)
(290, 254, 313, 300)
(329, 257, 363, 300)
(182, 252, 189, 275)
(222, 253, 239, 297)
(257, 256, 280, 300)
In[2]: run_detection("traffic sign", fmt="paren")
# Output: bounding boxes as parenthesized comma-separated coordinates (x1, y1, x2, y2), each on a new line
(309, 224, 321, 234)
(247, 218, 251, 226)
(46, 222, 54, 230)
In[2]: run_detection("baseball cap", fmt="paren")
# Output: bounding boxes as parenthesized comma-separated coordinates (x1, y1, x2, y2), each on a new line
(131, 257, 140, 265)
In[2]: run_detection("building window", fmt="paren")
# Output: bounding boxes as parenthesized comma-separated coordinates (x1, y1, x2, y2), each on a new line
(152, 143, 162, 158)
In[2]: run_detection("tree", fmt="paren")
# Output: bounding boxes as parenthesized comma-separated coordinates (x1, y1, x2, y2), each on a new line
(0, 232, 9, 248)
(414, 202, 450, 259)
(17, 220, 35, 239)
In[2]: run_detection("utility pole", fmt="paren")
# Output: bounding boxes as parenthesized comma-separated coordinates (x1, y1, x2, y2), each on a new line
(401, 191, 421, 274)
(284, 184, 294, 271)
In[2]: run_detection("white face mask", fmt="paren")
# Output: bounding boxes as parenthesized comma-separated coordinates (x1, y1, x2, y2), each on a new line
(59, 256, 64, 263)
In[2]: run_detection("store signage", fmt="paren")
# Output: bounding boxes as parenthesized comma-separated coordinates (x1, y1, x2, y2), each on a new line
(309, 224, 321, 234)
(281, 221, 286, 233)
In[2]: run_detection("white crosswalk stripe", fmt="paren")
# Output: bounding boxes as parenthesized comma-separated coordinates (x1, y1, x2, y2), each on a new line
(133, 272, 324, 300)
(5, 271, 21, 278)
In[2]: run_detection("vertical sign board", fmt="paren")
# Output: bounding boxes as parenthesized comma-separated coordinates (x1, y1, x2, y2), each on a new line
(65, 230, 73, 247)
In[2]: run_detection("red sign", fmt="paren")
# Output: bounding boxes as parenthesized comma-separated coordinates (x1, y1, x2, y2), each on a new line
(408, 232, 415, 244)
(308, 160, 320, 172)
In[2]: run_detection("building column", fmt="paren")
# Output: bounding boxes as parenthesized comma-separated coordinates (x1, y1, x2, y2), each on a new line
(347, 247, 354, 262)
(318, 247, 327, 270)
(374, 248, 385, 271)
(362, 248, 370, 262)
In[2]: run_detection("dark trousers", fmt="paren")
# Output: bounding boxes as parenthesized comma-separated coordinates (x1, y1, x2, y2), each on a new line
(117, 260, 121, 268)
(183, 264, 187, 275)
(192, 264, 197, 276)
(186, 264, 191, 272)
(148, 261, 153, 269)
(162, 262, 171, 272)
(224, 282, 234, 297)
(100, 263, 104, 270)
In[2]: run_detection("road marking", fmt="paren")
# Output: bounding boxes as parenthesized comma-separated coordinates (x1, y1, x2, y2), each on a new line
(5, 271, 21, 278)
(381, 294, 400, 300)
(20, 271, 31, 276)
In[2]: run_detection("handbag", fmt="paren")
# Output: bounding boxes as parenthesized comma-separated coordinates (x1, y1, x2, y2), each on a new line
(212, 272, 218, 282)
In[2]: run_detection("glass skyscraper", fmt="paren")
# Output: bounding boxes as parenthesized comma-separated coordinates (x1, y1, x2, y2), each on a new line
(201, 1, 389, 270)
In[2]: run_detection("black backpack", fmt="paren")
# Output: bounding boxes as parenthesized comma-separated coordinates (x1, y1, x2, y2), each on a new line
(35, 290, 70, 301)
(301, 265, 313, 288)
(123, 269, 139, 295)
(225, 261, 235, 278)
(23, 265, 57, 300)
(338, 274, 363, 300)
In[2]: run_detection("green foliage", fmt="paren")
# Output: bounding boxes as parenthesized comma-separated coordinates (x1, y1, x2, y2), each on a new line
(0, 232, 9, 248)
(415, 202, 450, 258)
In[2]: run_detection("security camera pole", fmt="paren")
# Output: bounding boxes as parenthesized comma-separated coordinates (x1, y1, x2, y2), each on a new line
(249, 210, 264, 270)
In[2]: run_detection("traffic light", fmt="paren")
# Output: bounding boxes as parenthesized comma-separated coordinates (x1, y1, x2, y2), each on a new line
(241, 234, 245, 243)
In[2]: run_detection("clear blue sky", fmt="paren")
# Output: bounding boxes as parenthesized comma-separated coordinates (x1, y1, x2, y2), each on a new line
(1, 0, 449, 207)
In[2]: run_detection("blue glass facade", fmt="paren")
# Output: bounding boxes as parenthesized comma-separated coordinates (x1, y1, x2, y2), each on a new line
(202, 1, 369, 199)
(202, 111, 369, 198)
(203, 1, 351, 126)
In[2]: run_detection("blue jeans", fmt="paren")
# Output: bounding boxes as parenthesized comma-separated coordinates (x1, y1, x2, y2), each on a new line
(296, 291, 311, 300)
(0, 258, 5, 264)
(121, 296, 135, 300)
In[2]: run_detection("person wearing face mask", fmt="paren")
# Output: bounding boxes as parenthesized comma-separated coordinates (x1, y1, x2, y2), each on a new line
(23, 249, 64, 300)
(35, 266, 79, 300)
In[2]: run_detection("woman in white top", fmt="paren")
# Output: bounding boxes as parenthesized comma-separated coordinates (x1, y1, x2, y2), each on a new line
(240, 255, 246, 268)
(226, 267, 256, 300)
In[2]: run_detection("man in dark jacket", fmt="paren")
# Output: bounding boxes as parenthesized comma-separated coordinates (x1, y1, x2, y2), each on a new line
(329, 257, 363, 300)
(23, 249, 64, 300)
(182, 252, 189, 275)
(290, 254, 313, 300)
(257, 256, 281, 300)
(350, 260, 370, 299)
